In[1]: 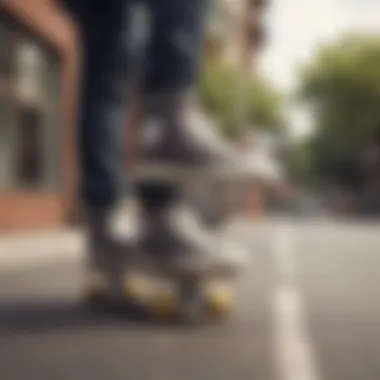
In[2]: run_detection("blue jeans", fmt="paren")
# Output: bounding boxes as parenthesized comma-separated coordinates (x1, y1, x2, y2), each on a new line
(64, 0, 208, 208)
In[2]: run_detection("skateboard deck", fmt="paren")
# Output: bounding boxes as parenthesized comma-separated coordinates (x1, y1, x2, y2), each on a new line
(84, 242, 246, 323)
(85, 269, 238, 323)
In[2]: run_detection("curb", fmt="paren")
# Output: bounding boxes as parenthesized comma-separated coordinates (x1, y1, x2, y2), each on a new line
(0, 229, 84, 270)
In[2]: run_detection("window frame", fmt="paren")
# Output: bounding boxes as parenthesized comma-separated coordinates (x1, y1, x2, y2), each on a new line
(0, 12, 62, 192)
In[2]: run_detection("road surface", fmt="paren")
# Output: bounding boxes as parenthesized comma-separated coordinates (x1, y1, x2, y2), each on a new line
(1, 219, 380, 380)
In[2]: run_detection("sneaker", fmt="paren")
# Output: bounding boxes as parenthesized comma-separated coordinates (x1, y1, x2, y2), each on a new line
(135, 198, 246, 276)
(135, 92, 240, 181)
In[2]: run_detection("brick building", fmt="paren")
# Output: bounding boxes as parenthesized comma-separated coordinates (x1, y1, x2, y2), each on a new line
(0, 0, 78, 231)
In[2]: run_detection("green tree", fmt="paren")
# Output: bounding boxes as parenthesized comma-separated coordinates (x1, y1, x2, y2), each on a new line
(199, 59, 285, 139)
(298, 33, 380, 188)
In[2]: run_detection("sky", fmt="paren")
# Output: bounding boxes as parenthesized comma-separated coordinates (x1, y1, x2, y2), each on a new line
(260, 0, 380, 137)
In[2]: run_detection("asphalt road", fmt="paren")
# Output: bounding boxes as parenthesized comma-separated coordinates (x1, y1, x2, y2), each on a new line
(1, 219, 380, 380)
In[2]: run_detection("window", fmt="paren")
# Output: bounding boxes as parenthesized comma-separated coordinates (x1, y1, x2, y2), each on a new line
(16, 41, 45, 105)
(0, 99, 13, 187)
(0, 14, 61, 191)
(0, 18, 15, 77)
(15, 107, 43, 188)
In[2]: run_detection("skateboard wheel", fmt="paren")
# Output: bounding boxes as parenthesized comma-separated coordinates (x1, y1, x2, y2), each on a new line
(206, 286, 233, 317)
(151, 291, 177, 318)
(178, 280, 205, 323)
(124, 275, 149, 302)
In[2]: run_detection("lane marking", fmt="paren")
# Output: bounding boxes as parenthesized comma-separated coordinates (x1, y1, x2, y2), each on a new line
(274, 285, 320, 380)
(273, 225, 320, 380)
(273, 226, 297, 280)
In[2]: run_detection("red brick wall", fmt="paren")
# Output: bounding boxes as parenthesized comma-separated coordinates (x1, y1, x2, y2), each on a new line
(0, 193, 63, 231)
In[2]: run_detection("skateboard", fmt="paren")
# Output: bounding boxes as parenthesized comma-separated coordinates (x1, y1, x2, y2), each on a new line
(83, 176, 246, 323)
(83, 238, 245, 323)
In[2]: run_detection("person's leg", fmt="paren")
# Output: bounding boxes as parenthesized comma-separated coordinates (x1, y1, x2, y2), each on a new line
(144, 0, 207, 93)
(132, 0, 244, 271)
(62, 0, 134, 270)
(136, 0, 208, 224)
(136, 0, 236, 178)
(79, 1, 132, 210)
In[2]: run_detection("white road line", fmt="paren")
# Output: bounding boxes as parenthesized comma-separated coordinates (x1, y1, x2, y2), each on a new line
(273, 225, 321, 380)
(274, 284, 320, 380)
(273, 226, 297, 280)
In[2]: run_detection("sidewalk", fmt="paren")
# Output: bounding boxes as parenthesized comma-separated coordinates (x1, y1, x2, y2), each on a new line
(0, 215, 267, 270)
(0, 228, 84, 270)
(0, 201, 137, 270)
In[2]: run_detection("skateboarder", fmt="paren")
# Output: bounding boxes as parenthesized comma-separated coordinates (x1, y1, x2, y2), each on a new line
(59, 0, 242, 278)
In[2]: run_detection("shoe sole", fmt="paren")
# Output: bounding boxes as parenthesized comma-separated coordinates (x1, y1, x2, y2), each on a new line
(131, 163, 259, 185)
(126, 257, 243, 280)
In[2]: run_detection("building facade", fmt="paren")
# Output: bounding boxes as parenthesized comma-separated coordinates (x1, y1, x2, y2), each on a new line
(0, 0, 78, 231)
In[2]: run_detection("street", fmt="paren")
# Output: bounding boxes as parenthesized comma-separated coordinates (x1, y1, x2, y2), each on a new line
(1, 219, 380, 380)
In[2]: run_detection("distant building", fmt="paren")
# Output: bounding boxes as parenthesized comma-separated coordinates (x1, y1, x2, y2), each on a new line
(206, 0, 241, 63)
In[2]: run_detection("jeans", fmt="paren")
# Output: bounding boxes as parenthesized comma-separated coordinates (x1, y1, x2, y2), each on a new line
(63, 0, 208, 208)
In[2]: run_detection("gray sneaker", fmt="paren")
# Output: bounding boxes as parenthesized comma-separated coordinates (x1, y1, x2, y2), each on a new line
(135, 92, 240, 181)
(135, 202, 246, 277)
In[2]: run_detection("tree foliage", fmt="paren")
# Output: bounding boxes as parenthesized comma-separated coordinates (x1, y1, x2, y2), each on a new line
(198, 59, 285, 139)
(297, 34, 380, 188)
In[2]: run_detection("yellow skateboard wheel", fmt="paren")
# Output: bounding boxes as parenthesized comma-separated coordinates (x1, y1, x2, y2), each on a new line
(124, 275, 150, 302)
(206, 286, 234, 317)
(151, 291, 177, 318)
